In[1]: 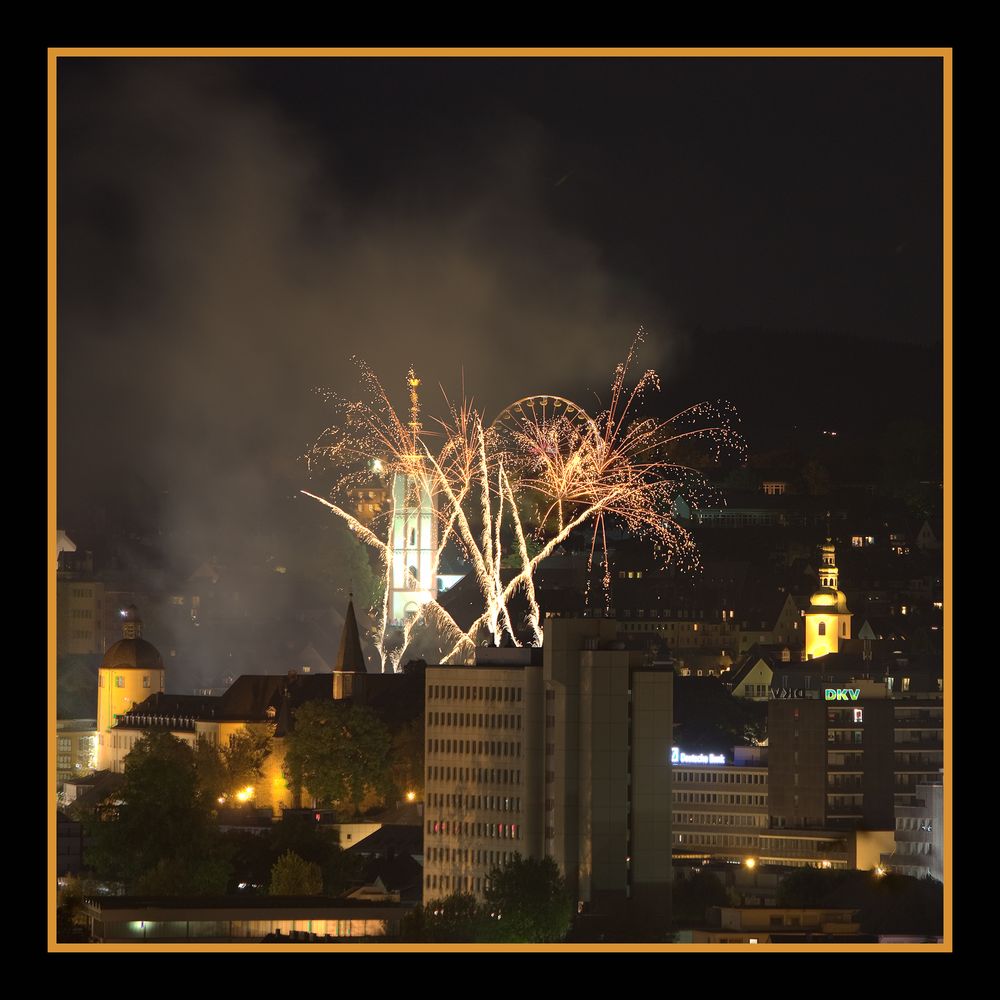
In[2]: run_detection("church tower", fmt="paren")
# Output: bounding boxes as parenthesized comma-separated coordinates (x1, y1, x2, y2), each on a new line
(96, 605, 165, 771)
(804, 538, 852, 659)
(390, 368, 438, 627)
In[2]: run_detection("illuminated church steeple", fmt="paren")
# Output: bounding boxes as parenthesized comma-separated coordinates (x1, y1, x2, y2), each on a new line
(389, 368, 438, 643)
(804, 534, 852, 660)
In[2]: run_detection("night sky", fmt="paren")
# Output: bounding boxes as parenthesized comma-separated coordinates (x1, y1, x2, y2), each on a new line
(56, 54, 945, 547)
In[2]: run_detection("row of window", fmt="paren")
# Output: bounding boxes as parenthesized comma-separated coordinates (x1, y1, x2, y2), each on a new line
(428, 684, 522, 703)
(427, 846, 518, 866)
(673, 792, 767, 806)
(70, 608, 94, 619)
(428, 820, 520, 840)
(674, 833, 764, 847)
(427, 739, 521, 758)
(426, 766, 521, 785)
(98, 674, 152, 688)
(674, 813, 767, 827)
(896, 816, 933, 831)
(427, 711, 522, 731)
(428, 793, 521, 812)
(426, 862, 513, 893)
(69, 587, 94, 598)
(674, 771, 766, 785)
(897, 841, 934, 855)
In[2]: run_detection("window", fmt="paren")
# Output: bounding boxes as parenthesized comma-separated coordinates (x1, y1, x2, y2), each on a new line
(115, 676, 124, 688)
(142, 675, 150, 688)
(818, 622, 826, 636)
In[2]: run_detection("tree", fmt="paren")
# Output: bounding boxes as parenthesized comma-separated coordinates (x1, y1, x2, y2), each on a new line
(389, 716, 424, 800)
(484, 854, 573, 943)
(269, 850, 323, 896)
(672, 869, 729, 924)
(226, 814, 361, 895)
(134, 854, 232, 896)
(57, 876, 95, 942)
(222, 725, 274, 793)
(84, 731, 231, 893)
(401, 893, 491, 942)
(193, 725, 274, 804)
(285, 700, 392, 816)
(193, 735, 230, 804)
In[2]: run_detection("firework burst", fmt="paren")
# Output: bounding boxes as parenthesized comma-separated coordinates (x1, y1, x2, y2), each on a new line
(303, 332, 745, 670)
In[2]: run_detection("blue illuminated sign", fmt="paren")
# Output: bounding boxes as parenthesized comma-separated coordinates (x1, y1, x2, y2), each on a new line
(671, 747, 726, 765)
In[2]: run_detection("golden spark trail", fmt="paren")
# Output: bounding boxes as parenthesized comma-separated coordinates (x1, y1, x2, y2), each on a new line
(304, 331, 745, 666)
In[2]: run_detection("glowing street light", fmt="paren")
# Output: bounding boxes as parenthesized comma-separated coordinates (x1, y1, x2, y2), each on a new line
(744, 857, 757, 870)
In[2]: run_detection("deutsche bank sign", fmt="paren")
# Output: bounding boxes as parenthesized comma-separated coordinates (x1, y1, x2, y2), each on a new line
(671, 747, 726, 766)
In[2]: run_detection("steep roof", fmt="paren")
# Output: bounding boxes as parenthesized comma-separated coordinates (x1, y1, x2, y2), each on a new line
(335, 597, 367, 673)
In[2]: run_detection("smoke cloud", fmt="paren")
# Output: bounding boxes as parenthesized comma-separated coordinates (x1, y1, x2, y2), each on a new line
(58, 60, 673, 542)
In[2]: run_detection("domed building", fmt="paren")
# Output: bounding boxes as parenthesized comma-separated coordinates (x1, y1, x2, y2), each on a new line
(804, 540, 852, 659)
(96, 606, 165, 770)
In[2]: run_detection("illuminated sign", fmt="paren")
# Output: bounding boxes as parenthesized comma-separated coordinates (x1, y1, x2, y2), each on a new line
(671, 747, 726, 766)
(825, 688, 861, 701)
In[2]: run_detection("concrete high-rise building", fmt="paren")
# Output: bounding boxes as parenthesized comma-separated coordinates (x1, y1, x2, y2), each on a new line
(423, 648, 544, 898)
(423, 618, 674, 925)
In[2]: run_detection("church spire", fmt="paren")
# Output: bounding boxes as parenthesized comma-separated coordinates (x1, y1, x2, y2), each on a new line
(335, 594, 367, 673)
(407, 367, 422, 452)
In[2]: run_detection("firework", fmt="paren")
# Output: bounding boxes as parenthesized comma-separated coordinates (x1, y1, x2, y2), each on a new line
(303, 332, 745, 670)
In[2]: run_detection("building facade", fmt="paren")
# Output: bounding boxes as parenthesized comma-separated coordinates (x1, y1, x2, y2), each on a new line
(423, 650, 544, 899)
(423, 618, 674, 923)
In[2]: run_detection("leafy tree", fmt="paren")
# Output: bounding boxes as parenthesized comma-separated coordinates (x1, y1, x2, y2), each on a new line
(193, 736, 230, 804)
(777, 866, 841, 907)
(193, 725, 274, 804)
(672, 869, 729, 924)
(285, 700, 393, 816)
(269, 850, 323, 896)
(134, 854, 232, 896)
(226, 815, 361, 896)
(57, 876, 95, 942)
(484, 854, 573, 943)
(401, 893, 491, 942)
(84, 731, 231, 893)
(222, 725, 274, 792)
(389, 716, 425, 800)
